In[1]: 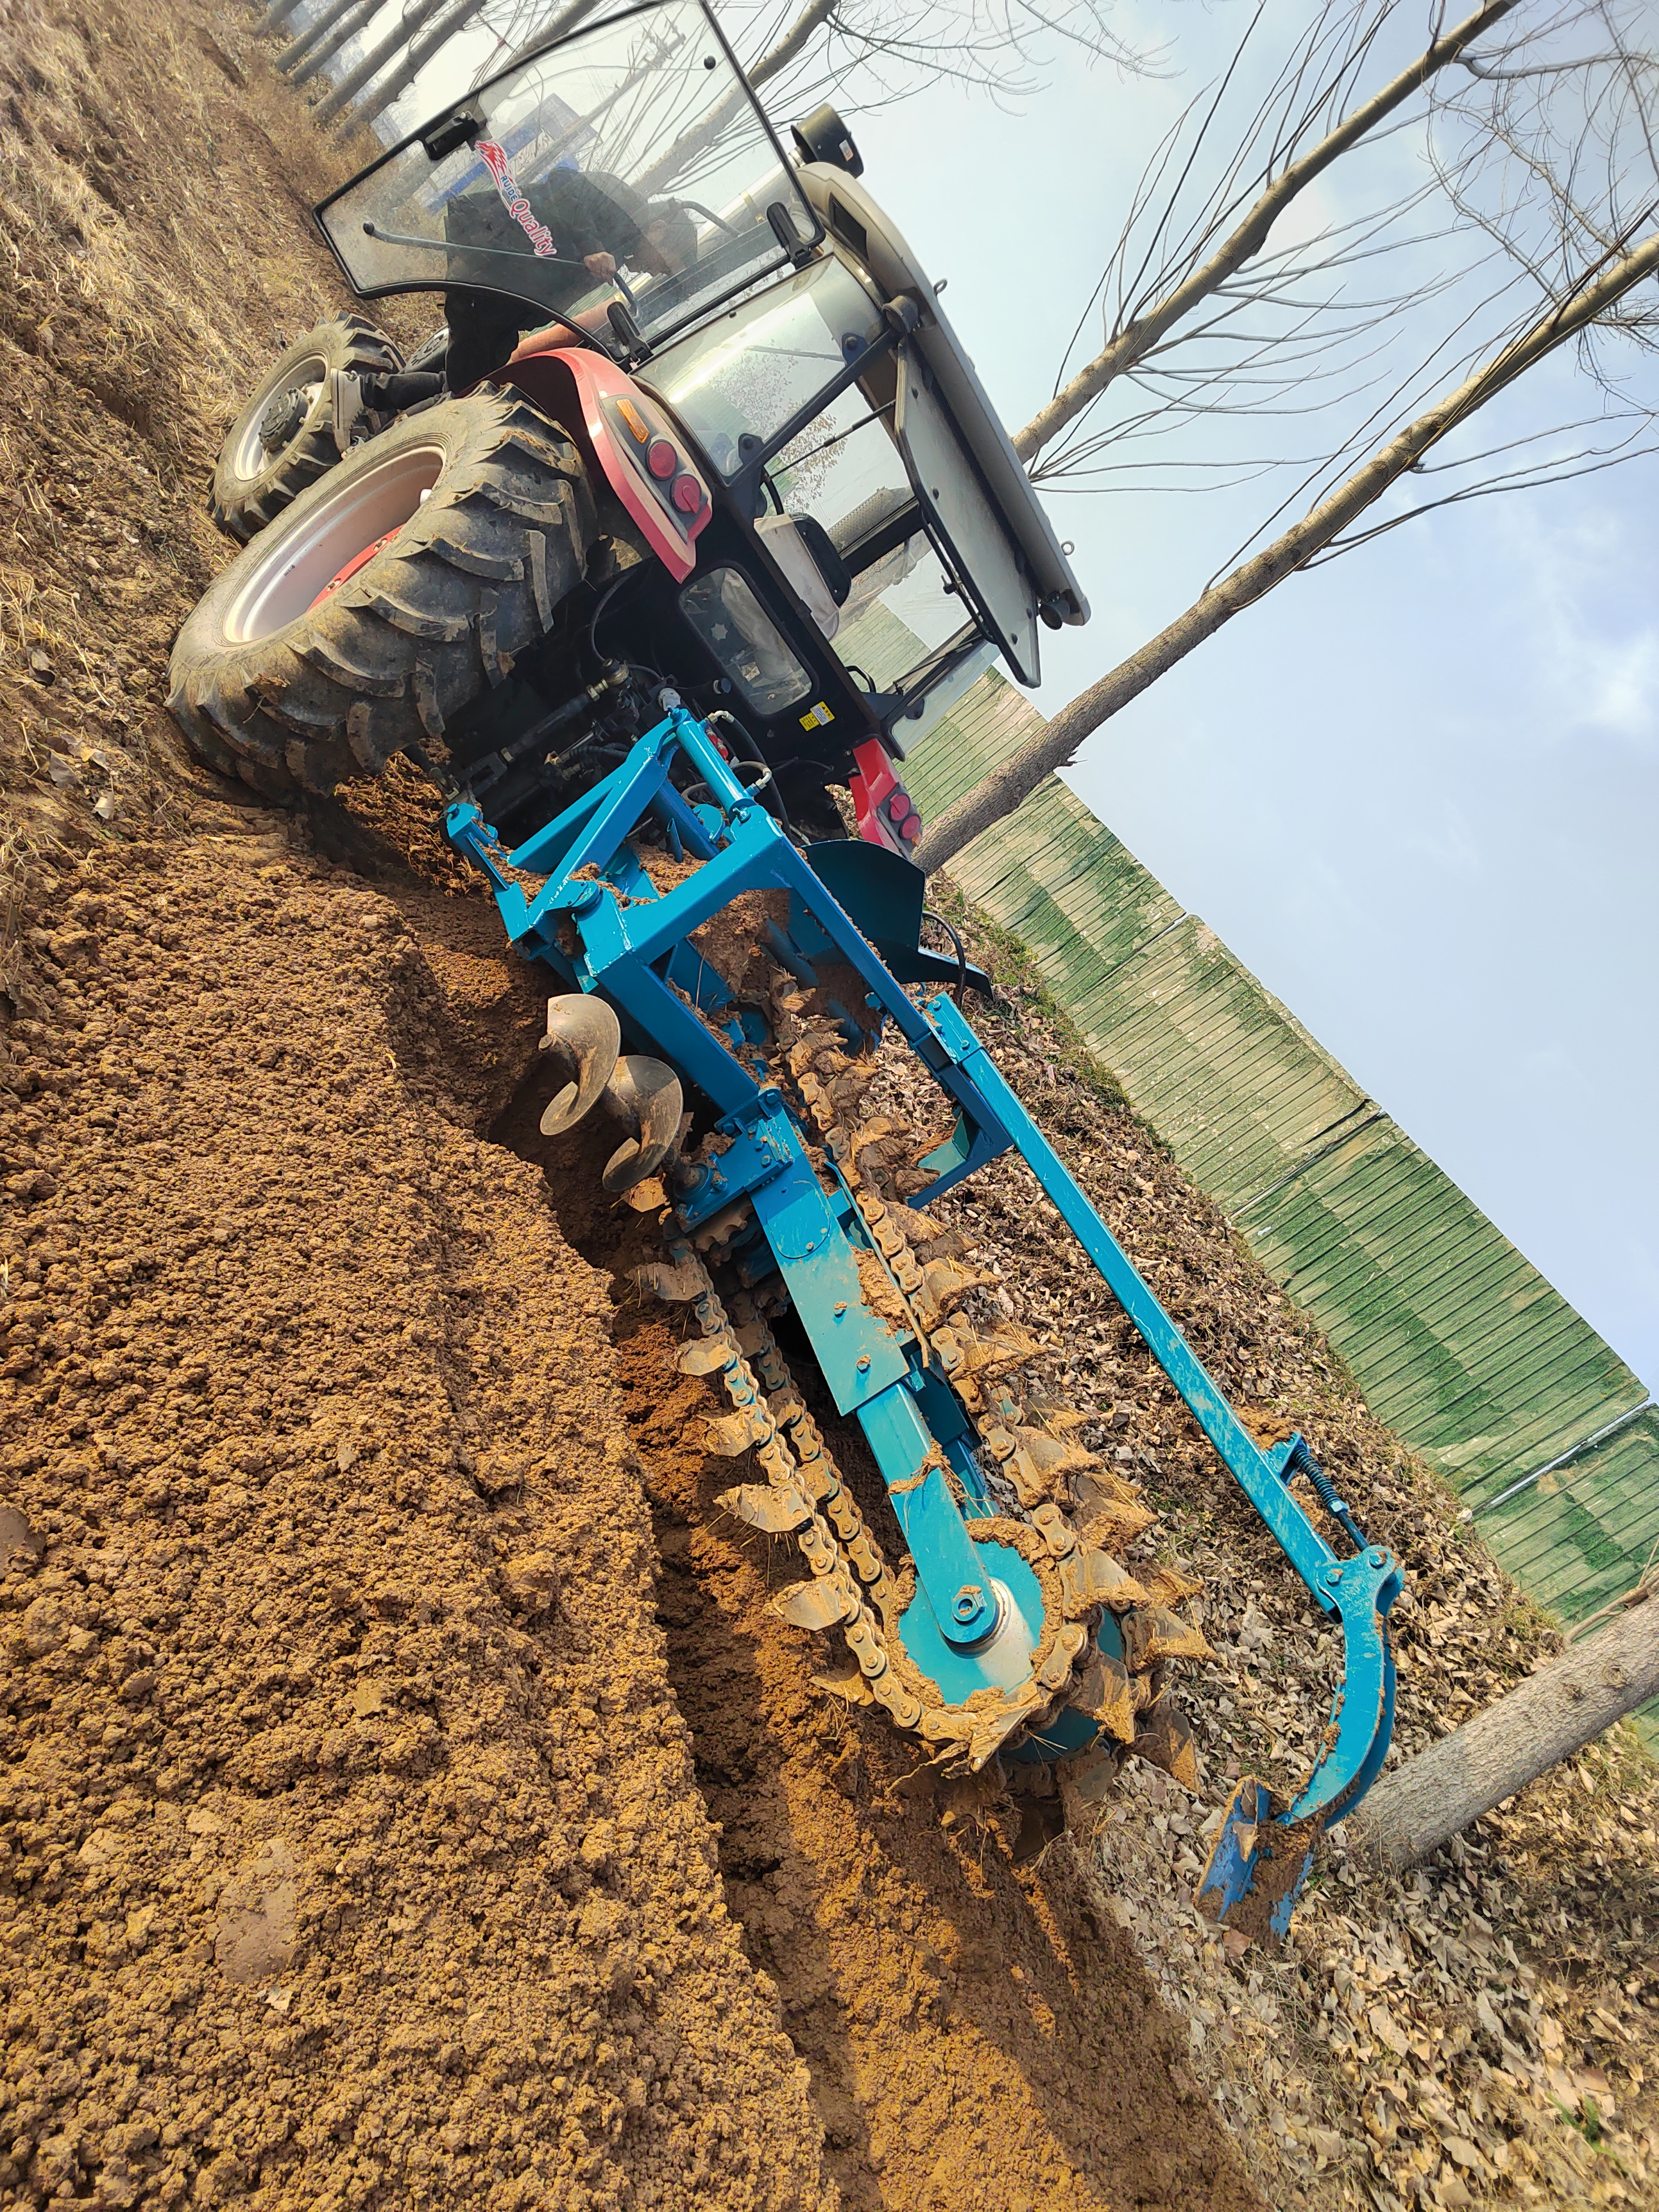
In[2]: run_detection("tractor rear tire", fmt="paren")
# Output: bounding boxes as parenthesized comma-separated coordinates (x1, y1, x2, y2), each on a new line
(169, 387, 595, 800)
(210, 316, 403, 543)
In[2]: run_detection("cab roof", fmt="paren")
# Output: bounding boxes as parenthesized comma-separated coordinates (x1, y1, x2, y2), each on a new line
(793, 163, 1088, 630)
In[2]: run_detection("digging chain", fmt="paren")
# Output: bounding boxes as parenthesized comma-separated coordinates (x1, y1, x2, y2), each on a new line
(726, 1289, 897, 1615)
(637, 968, 1206, 1783)
(671, 1249, 925, 1734)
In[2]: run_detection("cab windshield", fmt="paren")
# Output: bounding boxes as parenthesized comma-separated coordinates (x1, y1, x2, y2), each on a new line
(314, 0, 818, 354)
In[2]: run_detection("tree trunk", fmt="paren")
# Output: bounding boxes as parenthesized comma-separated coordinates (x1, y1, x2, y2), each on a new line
(278, 0, 365, 73)
(913, 224, 1659, 877)
(339, 0, 485, 133)
(505, 0, 608, 65)
(288, 0, 384, 88)
(635, 0, 836, 198)
(1346, 1596, 1659, 1874)
(313, 0, 452, 125)
(258, 0, 309, 36)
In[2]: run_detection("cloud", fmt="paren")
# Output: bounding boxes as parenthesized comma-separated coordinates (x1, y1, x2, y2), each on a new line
(1496, 497, 1659, 752)
(1568, 628, 1659, 742)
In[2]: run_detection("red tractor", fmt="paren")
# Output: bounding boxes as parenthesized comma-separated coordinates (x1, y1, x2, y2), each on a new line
(170, 0, 1086, 856)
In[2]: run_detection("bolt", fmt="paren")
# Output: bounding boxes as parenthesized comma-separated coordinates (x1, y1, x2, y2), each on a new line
(1324, 1564, 1343, 1587)
(952, 1584, 984, 1623)
(833, 1301, 847, 1316)
(1368, 1549, 1386, 1569)
(856, 1354, 870, 1372)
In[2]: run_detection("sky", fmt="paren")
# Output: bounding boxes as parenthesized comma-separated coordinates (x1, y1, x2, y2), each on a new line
(835, 8, 1659, 1392)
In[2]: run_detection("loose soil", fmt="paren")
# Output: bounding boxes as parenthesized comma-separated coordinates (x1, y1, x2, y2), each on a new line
(1, 829, 834, 2211)
(495, 1094, 1256, 2212)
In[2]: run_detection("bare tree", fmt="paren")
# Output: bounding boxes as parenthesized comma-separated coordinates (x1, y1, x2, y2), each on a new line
(914, 214, 1659, 869)
(1014, 0, 1518, 467)
(286, 0, 386, 88)
(275, 0, 374, 77)
(339, 0, 492, 133)
(914, 0, 1659, 870)
(304, 0, 1142, 144)
(313, 0, 460, 126)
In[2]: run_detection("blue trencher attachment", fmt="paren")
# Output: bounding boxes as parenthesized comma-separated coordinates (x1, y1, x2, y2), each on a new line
(448, 703, 1403, 1934)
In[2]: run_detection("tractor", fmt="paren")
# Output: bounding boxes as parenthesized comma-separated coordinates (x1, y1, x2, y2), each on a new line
(171, 0, 1082, 858)
(168, 0, 1402, 1935)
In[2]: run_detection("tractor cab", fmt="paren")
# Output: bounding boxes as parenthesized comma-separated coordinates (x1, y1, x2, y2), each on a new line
(312, 0, 1086, 846)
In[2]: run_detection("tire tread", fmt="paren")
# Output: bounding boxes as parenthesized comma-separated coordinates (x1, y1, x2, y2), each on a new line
(174, 389, 590, 790)
(210, 316, 404, 544)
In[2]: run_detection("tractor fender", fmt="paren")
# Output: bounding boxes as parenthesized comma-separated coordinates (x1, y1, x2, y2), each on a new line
(504, 336, 711, 583)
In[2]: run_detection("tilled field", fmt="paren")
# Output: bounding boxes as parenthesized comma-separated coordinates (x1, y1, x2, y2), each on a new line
(0, 3, 1656, 2211)
(1, 829, 840, 2211)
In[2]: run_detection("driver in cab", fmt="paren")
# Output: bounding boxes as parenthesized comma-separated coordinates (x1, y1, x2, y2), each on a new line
(331, 162, 697, 441)
(443, 164, 697, 388)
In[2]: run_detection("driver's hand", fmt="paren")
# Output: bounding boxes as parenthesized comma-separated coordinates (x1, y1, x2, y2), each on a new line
(584, 252, 617, 281)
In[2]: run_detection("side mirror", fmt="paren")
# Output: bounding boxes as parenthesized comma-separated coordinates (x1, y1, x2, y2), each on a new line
(791, 103, 864, 178)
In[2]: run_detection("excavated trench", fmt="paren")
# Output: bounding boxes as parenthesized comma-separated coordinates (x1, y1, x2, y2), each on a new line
(483, 1001, 1263, 2212)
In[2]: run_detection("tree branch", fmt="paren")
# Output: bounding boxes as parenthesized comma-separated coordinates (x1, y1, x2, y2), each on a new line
(634, 0, 837, 199)
(1013, 0, 1520, 465)
(914, 221, 1659, 874)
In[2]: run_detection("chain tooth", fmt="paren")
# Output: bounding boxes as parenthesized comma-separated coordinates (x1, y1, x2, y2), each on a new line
(676, 1255, 912, 1719)
(667, 959, 1205, 1785)
(729, 1292, 898, 1615)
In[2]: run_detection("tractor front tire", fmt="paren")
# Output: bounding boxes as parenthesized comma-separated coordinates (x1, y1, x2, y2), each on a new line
(210, 316, 403, 543)
(170, 388, 595, 800)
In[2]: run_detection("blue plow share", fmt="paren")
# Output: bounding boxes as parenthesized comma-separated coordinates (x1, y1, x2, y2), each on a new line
(447, 701, 1403, 1938)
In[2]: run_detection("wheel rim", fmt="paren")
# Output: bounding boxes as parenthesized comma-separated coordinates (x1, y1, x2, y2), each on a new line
(231, 354, 326, 482)
(224, 444, 445, 643)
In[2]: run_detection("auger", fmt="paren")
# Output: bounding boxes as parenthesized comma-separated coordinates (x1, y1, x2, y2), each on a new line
(449, 700, 1404, 1937)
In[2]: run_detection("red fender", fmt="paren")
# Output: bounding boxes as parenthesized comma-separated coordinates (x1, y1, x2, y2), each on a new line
(504, 331, 711, 583)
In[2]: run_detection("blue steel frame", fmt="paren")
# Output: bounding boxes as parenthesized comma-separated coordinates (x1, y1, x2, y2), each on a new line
(447, 704, 1403, 1926)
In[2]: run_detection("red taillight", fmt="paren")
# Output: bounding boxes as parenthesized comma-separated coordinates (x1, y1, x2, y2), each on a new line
(886, 790, 911, 822)
(900, 814, 922, 843)
(646, 437, 678, 480)
(670, 474, 703, 514)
